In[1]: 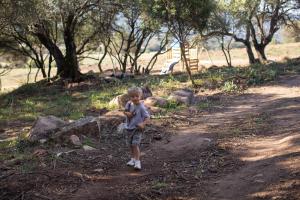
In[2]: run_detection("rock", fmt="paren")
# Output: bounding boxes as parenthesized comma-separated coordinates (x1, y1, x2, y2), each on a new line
(153, 134, 163, 140)
(33, 149, 48, 157)
(29, 116, 67, 142)
(39, 139, 48, 144)
(109, 94, 130, 109)
(56, 150, 75, 157)
(52, 116, 100, 143)
(104, 76, 121, 83)
(83, 145, 97, 151)
(69, 135, 82, 146)
(94, 169, 104, 173)
(168, 89, 194, 105)
(188, 106, 198, 114)
(144, 96, 168, 107)
(4, 158, 22, 166)
(141, 85, 152, 99)
(147, 106, 162, 114)
(101, 110, 126, 127)
(254, 179, 265, 183)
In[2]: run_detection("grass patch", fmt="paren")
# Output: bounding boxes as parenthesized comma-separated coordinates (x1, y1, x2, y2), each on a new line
(152, 181, 168, 190)
(0, 58, 299, 126)
(82, 137, 96, 148)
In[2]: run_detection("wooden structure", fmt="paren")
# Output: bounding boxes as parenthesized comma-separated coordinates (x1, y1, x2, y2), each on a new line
(184, 43, 199, 72)
(165, 43, 199, 72)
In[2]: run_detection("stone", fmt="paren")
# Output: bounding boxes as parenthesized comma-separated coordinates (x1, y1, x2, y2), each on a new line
(141, 85, 152, 99)
(94, 169, 104, 173)
(147, 106, 162, 114)
(52, 116, 100, 143)
(101, 110, 126, 126)
(33, 149, 48, 157)
(83, 145, 97, 151)
(104, 76, 121, 83)
(144, 96, 168, 107)
(109, 94, 130, 109)
(69, 135, 82, 146)
(168, 89, 194, 105)
(188, 106, 198, 114)
(39, 139, 48, 144)
(29, 116, 67, 142)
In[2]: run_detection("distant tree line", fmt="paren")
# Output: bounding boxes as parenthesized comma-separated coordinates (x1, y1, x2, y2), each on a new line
(0, 0, 299, 84)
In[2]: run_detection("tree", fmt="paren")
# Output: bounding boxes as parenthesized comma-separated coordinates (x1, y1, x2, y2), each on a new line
(205, 0, 259, 64)
(143, 0, 215, 86)
(207, 0, 300, 64)
(0, 0, 117, 81)
(108, 0, 167, 74)
(248, 0, 300, 63)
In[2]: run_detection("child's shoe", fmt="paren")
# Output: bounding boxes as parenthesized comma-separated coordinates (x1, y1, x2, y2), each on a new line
(126, 158, 135, 167)
(134, 160, 141, 170)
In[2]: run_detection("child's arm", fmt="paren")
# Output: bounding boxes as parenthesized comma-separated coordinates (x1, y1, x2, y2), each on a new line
(124, 111, 134, 118)
(137, 117, 150, 130)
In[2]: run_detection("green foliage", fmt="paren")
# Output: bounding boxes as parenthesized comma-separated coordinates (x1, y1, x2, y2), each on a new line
(142, 0, 216, 54)
(161, 99, 179, 110)
(222, 80, 239, 93)
(246, 64, 278, 85)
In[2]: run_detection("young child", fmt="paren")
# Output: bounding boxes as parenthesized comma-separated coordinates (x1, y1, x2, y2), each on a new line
(123, 87, 150, 170)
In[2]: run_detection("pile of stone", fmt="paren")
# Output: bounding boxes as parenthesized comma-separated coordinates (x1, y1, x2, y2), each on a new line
(29, 111, 126, 150)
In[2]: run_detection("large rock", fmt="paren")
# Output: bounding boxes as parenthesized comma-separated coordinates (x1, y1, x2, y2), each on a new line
(141, 85, 152, 99)
(52, 116, 100, 143)
(99, 111, 126, 132)
(29, 116, 67, 142)
(30, 113, 127, 144)
(168, 89, 194, 105)
(109, 94, 130, 109)
(147, 106, 162, 114)
(144, 96, 168, 107)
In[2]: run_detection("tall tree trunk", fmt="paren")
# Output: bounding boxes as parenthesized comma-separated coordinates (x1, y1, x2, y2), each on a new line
(245, 42, 256, 64)
(63, 15, 80, 80)
(63, 32, 80, 80)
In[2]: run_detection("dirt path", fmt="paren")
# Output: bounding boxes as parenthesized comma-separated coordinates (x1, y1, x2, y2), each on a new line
(65, 75, 300, 200)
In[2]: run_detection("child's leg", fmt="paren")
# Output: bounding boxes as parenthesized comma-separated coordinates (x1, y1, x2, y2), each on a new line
(132, 145, 140, 161)
(130, 146, 135, 159)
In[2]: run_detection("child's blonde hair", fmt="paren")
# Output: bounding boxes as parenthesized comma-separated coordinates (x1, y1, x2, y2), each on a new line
(127, 87, 142, 97)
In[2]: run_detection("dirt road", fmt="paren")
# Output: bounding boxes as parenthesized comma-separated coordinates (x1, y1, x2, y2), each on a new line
(68, 75, 300, 200)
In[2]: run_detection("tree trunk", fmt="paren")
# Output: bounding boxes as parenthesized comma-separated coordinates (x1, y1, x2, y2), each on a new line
(63, 16, 80, 80)
(254, 44, 267, 63)
(180, 42, 196, 86)
(245, 42, 257, 64)
(34, 32, 65, 75)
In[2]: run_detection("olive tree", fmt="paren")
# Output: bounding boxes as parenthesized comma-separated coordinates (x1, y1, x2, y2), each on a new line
(143, 0, 215, 86)
(0, 0, 117, 81)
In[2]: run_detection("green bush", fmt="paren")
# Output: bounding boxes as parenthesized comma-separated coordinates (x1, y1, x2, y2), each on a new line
(222, 80, 239, 93)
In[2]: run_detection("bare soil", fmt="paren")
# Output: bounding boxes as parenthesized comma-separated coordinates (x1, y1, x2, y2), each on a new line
(1, 75, 300, 200)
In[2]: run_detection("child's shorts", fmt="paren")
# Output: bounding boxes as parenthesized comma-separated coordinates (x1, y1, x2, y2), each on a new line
(124, 129, 142, 146)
